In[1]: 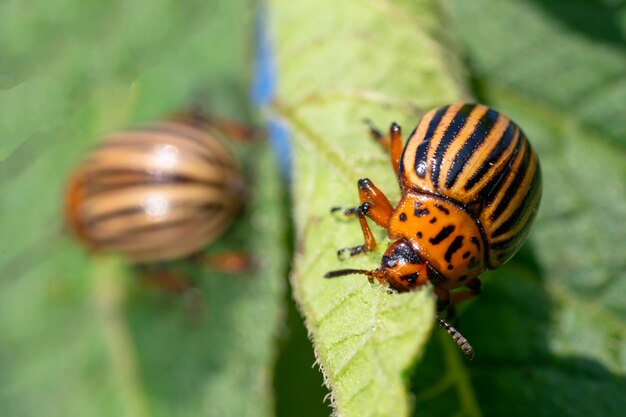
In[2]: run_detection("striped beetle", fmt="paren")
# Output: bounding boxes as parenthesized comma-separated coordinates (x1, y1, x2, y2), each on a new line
(326, 103, 542, 358)
(65, 119, 247, 264)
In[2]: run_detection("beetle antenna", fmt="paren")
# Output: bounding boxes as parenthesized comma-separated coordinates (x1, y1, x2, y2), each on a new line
(436, 315, 475, 360)
(324, 269, 372, 278)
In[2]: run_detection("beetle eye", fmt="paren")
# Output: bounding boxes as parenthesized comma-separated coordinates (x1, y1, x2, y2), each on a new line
(403, 273, 418, 285)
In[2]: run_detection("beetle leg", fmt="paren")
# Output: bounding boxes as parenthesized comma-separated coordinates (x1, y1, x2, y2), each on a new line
(436, 278, 482, 314)
(332, 179, 394, 224)
(337, 202, 377, 259)
(388, 123, 403, 176)
(450, 277, 483, 305)
(208, 113, 259, 142)
(365, 119, 389, 149)
(193, 251, 257, 274)
(336, 178, 394, 260)
(135, 265, 205, 322)
(330, 206, 359, 217)
(365, 120, 403, 176)
(357, 178, 394, 228)
(171, 107, 259, 142)
(137, 265, 192, 294)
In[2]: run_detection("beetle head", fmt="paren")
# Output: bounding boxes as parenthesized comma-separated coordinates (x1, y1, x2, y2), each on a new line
(378, 239, 430, 291)
(324, 238, 430, 292)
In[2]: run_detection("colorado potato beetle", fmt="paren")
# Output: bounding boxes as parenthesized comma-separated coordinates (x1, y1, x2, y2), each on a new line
(326, 103, 542, 359)
(65, 119, 246, 264)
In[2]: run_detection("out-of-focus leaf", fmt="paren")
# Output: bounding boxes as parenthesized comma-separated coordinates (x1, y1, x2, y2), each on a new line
(268, 0, 469, 416)
(410, 1, 626, 416)
(0, 1, 286, 417)
(448, 0, 626, 147)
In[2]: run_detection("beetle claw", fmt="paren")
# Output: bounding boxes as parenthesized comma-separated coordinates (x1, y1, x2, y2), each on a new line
(331, 206, 358, 219)
(337, 245, 366, 261)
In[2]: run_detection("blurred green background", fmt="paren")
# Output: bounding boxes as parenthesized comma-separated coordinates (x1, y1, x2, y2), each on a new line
(1, 0, 624, 416)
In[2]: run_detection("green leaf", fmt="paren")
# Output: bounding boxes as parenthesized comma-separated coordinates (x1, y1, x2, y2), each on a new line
(448, 0, 626, 148)
(269, 1, 468, 416)
(0, 1, 286, 417)
(410, 1, 626, 416)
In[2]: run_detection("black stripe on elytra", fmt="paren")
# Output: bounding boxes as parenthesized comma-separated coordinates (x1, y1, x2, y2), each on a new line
(92, 168, 229, 185)
(490, 196, 541, 257)
(414, 106, 449, 178)
(88, 193, 225, 227)
(84, 167, 151, 183)
(490, 223, 534, 265)
(84, 169, 229, 198)
(100, 137, 231, 169)
(444, 235, 464, 263)
(431, 104, 474, 189)
(492, 160, 541, 239)
(490, 233, 520, 251)
(445, 108, 499, 189)
(398, 126, 418, 176)
(142, 124, 218, 153)
(87, 205, 148, 228)
(429, 225, 455, 245)
(90, 182, 224, 219)
(144, 125, 234, 167)
(464, 121, 517, 191)
(490, 138, 531, 221)
(476, 128, 525, 206)
(99, 207, 225, 245)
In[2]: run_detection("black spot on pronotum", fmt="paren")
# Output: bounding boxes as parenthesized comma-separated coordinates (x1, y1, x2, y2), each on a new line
(447, 265, 453, 270)
(429, 225, 455, 245)
(459, 275, 469, 282)
(416, 232, 423, 239)
(399, 212, 407, 222)
(469, 257, 478, 269)
(414, 207, 430, 217)
(434, 204, 450, 215)
(429, 217, 437, 224)
(392, 242, 421, 264)
(463, 251, 471, 259)
(444, 235, 464, 263)
(470, 236, 480, 250)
